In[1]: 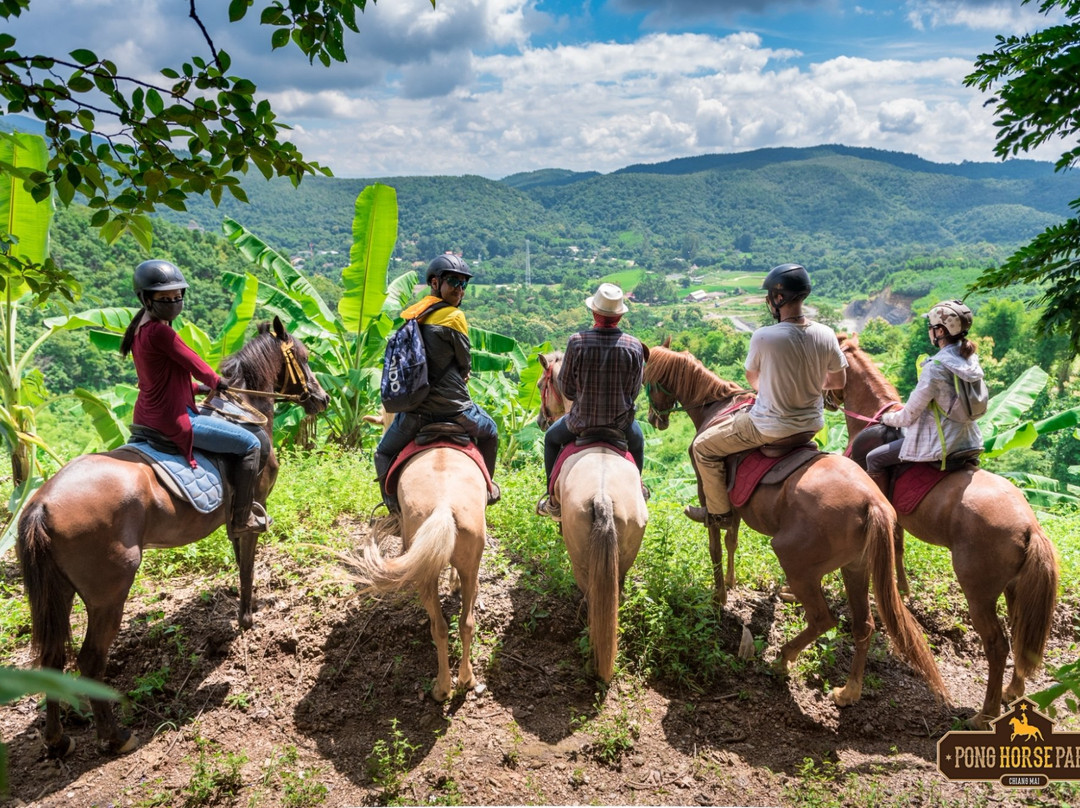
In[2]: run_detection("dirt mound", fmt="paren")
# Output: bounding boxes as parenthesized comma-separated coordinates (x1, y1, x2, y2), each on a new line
(2, 522, 1075, 807)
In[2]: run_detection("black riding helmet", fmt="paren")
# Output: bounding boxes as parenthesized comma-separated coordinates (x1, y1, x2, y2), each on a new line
(134, 259, 188, 304)
(762, 262, 811, 318)
(425, 254, 474, 284)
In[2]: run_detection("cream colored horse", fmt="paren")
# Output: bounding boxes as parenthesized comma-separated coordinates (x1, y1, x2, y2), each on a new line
(538, 352, 648, 682)
(354, 412, 487, 700)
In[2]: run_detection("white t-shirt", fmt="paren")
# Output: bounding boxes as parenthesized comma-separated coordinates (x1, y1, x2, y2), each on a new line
(745, 320, 847, 439)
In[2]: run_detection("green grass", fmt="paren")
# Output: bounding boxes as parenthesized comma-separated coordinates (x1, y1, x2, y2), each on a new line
(598, 268, 644, 291)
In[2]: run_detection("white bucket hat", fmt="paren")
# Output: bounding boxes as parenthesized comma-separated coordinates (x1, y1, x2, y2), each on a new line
(585, 283, 628, 316)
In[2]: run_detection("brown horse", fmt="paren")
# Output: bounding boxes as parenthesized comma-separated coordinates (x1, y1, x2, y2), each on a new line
(537, 351, 647, 682)
(643, 345, 948, 706)
(351, 414, 488, 701)
(16, 317, 329, 756)
(835, 334, 1059, 727)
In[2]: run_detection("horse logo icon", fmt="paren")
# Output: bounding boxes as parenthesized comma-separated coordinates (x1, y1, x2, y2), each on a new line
(1009, 711, 1044, 743)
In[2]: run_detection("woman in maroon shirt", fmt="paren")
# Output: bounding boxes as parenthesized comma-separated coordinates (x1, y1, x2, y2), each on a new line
(120, 259, 268, 533)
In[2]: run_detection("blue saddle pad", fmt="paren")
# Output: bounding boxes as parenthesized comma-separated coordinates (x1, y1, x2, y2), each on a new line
(122, 442, 224, 514)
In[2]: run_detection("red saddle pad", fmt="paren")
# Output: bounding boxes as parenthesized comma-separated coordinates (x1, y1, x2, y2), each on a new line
(386, 439, 493, 499)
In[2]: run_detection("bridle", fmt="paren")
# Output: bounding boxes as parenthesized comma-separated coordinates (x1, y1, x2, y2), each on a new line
(643, 380, 685, 418)
(823, 389, 897, 426)
(538, 364, 568, 426)
(228, 339, 314, 404)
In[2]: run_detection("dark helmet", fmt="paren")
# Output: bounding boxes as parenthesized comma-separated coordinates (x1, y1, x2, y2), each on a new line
(134, 259, 188, 300)
(927, 300, 973, 337)
(425, 254, 473, 284)
(762, 263, 812, 306)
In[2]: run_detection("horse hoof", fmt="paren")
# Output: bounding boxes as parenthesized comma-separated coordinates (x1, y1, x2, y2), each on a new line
(105, 731, 139, 755)
(829, 686, 861, 707)
(238, 613, 254, 631)
(47, 734, 76, 759)
(965, 714, 992, 731)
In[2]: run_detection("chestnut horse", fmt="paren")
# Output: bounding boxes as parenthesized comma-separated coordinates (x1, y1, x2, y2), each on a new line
(17, 317, 329, 756)
(537, 351, 647, 682)
(352, 413, 488, 700)
(643, 346, 947, 706)
(835, 334, 1059, 727)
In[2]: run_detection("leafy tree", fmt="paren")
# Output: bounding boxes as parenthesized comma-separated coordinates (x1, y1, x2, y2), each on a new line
(0, 0, 432, 251)
(965, 0, 1080, 352)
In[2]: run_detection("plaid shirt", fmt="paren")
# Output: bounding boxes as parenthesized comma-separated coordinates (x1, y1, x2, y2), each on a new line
(561, 327, 644, 434)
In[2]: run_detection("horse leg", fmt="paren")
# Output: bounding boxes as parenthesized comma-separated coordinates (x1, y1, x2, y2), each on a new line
(419, 580, 453, 701)
(230, 529, 258, 630)
(967, 597, 1009, 730)
(774, 577, 837, 674)
(831, 564, 875, 707)
(41, 587, 76, 758)
(78, 601, 137, 754)
(724, 522, 738, 591)
(707, 523, 728, 607)
(1002, 581, 1026, 704)
(455, 559, 479, 692)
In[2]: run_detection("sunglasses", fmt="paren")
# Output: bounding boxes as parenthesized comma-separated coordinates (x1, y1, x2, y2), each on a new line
(441, 276, 469, 289)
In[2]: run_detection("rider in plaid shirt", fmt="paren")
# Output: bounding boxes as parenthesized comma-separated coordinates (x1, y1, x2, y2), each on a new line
(538, 283, 645, 518)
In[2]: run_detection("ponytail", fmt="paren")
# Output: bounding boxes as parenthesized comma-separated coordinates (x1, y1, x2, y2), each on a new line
(120, 308, 148, 358)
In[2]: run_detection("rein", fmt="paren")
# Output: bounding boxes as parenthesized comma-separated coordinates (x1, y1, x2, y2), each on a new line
(824, 390, 896, 425)
(225, 340, 313, 404)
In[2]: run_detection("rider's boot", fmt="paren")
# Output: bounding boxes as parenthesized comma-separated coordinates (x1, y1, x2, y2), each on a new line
(231, 446, 268, 533)
(377, 474, 401, 516)
(683, 506, 733, 528)
(487, 481, 501, 506)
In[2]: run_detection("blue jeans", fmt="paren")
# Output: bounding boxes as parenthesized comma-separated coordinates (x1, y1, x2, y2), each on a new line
(374, 403, 499, 481)
(543, 416, 644, 483)
(190, 410, 261, 457)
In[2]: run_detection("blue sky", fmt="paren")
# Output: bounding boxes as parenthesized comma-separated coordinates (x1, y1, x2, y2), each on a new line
(6, 1, 1065, 178)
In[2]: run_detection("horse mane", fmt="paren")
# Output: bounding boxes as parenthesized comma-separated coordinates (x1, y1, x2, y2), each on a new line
(837, 334, 900, 401)
(219, 322, 287, 391)
(644, 346, 744, 404)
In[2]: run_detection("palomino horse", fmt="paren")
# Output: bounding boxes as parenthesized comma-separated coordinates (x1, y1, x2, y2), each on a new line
(835, 334, 1059, 727)
(537, 351, 647, 682)
(352, 413, 488, 700)
(643, 345, 948, 706)
(17, 317, 329, 756)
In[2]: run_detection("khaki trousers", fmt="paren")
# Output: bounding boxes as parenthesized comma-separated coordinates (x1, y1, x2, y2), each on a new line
(692, 409, 768, 515)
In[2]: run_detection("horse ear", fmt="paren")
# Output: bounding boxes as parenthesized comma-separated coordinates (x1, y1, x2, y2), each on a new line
(662, 335, 671, 348)
(272, 316, 287, 340)
(642, 343, 650, 361)
(538, 353, 550, 370)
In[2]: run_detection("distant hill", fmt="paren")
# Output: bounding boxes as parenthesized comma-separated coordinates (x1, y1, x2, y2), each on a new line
(4, 119, 1074, 298)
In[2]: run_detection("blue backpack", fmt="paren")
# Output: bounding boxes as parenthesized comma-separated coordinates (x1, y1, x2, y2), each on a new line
(380, 302, 448, 413)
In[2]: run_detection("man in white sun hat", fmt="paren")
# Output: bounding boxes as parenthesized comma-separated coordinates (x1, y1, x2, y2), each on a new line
(537, 282, 646, 519)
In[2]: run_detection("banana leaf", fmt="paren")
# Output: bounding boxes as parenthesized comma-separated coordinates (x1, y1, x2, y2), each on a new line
(384, 270, 419, 315)
(73, 387, 129, 450)
(338, 183, 398, 336)
(222, 218, 336, 330)
(983, 365, 1049, 432)
(215, 271, 259, 362)
(998, 471, 1080, 507)
(0, 132, 52, 271)
(515, 344, 552, 415)
(469, 326, 524, 373)
(0, 666, 118, 705)
(43, 306, 138, 332)
(175, 322, 213, 365)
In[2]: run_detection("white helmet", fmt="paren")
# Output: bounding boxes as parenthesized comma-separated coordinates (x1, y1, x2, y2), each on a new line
(926, 300, 973, 337)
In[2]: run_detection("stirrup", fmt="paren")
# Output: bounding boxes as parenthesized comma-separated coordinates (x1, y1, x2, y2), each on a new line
(536, 495, 562, 521)
(234, 502, 271, 533)
(683, 505, 732, 528)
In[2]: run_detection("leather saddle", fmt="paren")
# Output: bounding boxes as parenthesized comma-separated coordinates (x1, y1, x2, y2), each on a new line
(574, 425, 628, 453)
(415, 421, 472, 447)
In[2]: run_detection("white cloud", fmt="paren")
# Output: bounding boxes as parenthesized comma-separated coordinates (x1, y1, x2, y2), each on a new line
(905, 0, 1061, 34)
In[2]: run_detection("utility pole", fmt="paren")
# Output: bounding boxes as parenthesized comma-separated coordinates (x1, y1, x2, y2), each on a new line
(525, 239, 531, 287)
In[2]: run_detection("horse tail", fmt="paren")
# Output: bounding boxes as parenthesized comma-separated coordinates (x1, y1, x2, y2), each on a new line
(351, 505, 456, 596)
(587, 493, 620, 683)
(1009, 524, 1059, 679)
(866, 498, 949, 701)
(16, 502, 73, 667)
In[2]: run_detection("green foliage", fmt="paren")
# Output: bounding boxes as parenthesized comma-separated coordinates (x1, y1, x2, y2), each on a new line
(181, 735, 247, 808)
(965, 1, 1080, 352)
(0, 2, 424, 247)
(367, 718, 419, 799)
(252, 745, 329, 808)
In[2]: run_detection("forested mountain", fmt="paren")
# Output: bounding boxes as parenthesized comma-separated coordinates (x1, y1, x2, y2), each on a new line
(143, 144, 1079, 298)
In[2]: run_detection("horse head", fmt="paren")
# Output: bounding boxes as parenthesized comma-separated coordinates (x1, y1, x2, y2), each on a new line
(268, 316, 330, 416)
(537, 350, 569, 431)
(834, 332, 902, 440)
(643, 343, 743, 431)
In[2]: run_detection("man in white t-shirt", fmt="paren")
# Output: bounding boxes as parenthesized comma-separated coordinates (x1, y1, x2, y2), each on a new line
(685, 263, 848, 526)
